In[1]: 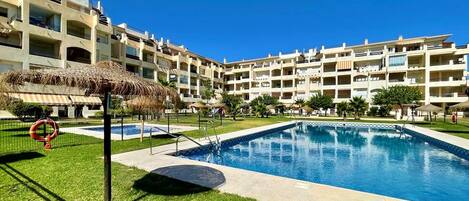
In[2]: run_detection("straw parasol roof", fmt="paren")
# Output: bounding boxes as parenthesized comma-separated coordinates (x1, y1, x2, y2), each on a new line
(189, 102, 208, 109)
(416, 104, 442, 112)
(449, 100, 469, 111)
(302, 105, 313, 113)
(211, 102, 226, 109)
(126, 96, 164, 113)
(0, 61, 177, 99)
(290, 104, 300, 109)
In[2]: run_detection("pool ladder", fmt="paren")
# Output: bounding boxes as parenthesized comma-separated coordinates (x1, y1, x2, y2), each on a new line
(149, 126, 204, 156)
(201, 120, 222, 158)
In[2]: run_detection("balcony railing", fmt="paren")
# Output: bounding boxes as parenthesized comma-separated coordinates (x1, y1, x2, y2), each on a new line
(126, 54, 139, 60)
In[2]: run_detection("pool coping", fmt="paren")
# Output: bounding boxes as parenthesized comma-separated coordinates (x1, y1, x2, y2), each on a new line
(113, 121, 411, 201)
(61, 123, 197, 140)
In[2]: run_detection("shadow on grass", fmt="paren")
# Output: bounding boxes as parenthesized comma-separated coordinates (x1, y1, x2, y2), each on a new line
(133, 165, 225, 200)
(0, 152, 45, 163)
(0, 152, 64, 200)
(0, 163, 65, 201)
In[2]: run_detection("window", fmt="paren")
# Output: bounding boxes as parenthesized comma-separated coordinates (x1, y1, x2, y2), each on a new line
(389, 55, 406, 67)
(126, 46, 139, 60)
(179, 75, 188, 84)
(97, 32, 108, 44)
(142, 68, 154, 79)
(0, 7, 7, 18)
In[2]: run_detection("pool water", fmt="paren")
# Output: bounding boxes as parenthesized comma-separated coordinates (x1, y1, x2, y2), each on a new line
(84, 125, 172, 135)
(182, 124, 469, 201)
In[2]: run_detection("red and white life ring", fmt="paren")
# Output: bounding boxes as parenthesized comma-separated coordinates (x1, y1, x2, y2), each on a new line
(29, 118, 59, 149)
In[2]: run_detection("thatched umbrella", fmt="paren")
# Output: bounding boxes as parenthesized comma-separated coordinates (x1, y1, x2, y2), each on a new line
(189, 102, 208, 109)
(0, 61, 176, 201)
(302, 105, 313, 115)
(449, 100, 469, 111)
(190, 102, 208, 129)
(126, 96, 164, 142)
(210, 102, 226, 125)
(416, 104, 442, 122)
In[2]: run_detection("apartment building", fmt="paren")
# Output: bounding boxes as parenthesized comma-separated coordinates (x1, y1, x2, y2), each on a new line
(0, 0, 224, 117)
(1, 0, 468, 118)
(224, 35, 469, 110)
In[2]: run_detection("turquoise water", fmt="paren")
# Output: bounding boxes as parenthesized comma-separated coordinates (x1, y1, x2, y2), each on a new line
(182, 124, 469, 201)
(84, 125, 170, 135)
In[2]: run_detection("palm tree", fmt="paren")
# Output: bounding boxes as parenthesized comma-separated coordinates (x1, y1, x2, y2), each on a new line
(336, 101, 350, 120)
(295, 99, 305, 115)
(349, 96, 368, 120)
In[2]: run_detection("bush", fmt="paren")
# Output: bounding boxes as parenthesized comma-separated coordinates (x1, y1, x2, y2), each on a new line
(368, 107, 379, 116)
(378, 105, 392, 117)
(7, 100, 51, 120)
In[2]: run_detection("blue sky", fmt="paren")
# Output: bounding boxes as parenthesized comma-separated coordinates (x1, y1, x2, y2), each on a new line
(100, 0, 469, 62)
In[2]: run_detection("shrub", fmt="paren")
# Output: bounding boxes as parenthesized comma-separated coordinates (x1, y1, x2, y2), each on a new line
(378, 105, 392, 117)
(368, 107, 379, 116)
(7, 100, 50, 120)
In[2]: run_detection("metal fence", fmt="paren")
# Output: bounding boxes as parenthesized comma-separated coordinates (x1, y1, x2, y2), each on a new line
(0, 119, 102, 155)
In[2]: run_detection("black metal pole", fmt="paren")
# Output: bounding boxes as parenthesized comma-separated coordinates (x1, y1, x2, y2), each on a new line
(167, 112, 170, 133)
(103, 89, 112, 201)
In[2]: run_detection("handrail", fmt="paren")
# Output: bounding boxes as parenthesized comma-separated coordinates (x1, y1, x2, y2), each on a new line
(149, 126, 203, 155)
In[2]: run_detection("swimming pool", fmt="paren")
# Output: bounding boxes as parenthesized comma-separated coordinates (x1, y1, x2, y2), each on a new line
(62, 123, 197, 140)
(83, 125, 173, 135)
(181, 122, 469, 201)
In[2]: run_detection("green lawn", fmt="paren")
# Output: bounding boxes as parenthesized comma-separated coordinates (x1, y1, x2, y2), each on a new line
(413, 119, 469, 139)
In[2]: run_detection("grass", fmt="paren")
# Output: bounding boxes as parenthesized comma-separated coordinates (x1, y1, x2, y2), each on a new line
(413, 119, 469, 139)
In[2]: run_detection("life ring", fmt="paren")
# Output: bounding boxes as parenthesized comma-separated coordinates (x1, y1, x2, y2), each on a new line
(29, 118, 59, 149)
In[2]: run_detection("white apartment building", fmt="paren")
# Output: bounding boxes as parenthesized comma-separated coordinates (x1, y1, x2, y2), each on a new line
(224, 35, 469, 110)
(0, 0, 224, 117)
(1, 0, 468, 117)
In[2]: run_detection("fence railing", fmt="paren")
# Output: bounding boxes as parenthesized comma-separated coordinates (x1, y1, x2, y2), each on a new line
(0, 119, 102, 155)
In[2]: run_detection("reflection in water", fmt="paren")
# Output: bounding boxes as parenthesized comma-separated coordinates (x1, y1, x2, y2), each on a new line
(183, 124, 469, 201)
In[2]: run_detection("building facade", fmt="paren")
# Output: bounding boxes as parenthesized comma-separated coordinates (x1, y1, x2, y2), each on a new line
(0, 0, 224, 110)
(0, 0, 468, 117)
(224, 35, 469, 110)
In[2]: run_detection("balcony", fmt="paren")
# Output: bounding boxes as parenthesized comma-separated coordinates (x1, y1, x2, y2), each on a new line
(30, 5, 61, 32)
(67, 20, 91, 40)
(67, 47, 91, 64)
(0, 31, 22, 49)
(29, 35, 61, 59)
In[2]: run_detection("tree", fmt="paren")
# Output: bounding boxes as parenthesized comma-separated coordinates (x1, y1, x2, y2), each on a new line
(349, 96, 368, 120)
(307, 94, 333, 116)
(158, 78, 176, 89)
(201, 80, 215, 104)
(373, 85, 422, 119)
(250, 94, 279, 118)
(295, 99, 305, 115)
(221, 92, 243, 120)
(336, 101, 350, 120)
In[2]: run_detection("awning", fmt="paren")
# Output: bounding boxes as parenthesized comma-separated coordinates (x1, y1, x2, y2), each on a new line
(70, 96, 102, 105)
(336, 61, 353, 70)
(8, 93, 72, 106)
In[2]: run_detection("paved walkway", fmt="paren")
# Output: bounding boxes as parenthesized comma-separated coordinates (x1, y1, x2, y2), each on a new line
(113, 121, 401, 201)
(405, 124, 469, 150)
